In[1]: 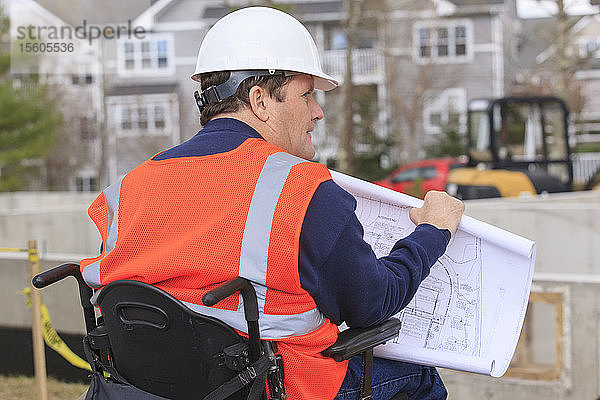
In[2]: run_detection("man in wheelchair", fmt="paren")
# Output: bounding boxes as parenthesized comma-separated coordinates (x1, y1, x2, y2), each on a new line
(56, 6, 464, 400)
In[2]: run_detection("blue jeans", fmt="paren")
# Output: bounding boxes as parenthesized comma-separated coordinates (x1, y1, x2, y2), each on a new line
(335, 356, 447, 400)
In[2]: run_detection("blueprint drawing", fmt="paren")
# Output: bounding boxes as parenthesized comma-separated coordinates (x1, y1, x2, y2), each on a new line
(355, 196, 482, 359)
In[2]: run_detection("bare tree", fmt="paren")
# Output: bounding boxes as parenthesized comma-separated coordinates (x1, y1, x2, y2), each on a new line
(42, 79, 102, 191)
(387, 59, 432, 165)
(383, 0, 441, 165)
(336, 0, 363, 174)
(514, 0, 595, 116)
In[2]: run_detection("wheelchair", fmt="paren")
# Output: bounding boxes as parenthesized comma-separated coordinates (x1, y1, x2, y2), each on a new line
(33, 263, 401, 400)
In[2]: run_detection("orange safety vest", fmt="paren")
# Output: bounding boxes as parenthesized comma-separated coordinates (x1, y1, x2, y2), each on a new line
(81, 138, 348, 399)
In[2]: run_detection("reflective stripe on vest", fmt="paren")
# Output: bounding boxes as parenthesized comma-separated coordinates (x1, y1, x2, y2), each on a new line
(182, 299, 325, 339)
(82, 176, 124, 288)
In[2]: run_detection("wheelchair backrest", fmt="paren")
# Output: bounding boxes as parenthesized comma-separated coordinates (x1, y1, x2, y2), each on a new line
(97, 280, 248, 400)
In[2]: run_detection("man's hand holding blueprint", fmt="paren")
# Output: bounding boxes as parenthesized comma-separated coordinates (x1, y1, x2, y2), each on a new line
(409, 190, 465, 237)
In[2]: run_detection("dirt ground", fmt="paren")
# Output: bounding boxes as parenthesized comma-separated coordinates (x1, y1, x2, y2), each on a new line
(0, 375, 88, 400)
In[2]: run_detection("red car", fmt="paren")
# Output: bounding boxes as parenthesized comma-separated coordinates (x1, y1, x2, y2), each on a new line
(373, 157, 466, 198)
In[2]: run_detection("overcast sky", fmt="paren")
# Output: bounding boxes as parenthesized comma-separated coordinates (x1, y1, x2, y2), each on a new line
(517, 0, 599, 18)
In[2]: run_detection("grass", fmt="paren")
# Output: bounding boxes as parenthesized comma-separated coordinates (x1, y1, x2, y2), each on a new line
(0, 375, 88, 400)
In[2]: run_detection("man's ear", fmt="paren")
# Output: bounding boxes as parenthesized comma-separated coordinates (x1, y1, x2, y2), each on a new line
(248, 86, 269, 122)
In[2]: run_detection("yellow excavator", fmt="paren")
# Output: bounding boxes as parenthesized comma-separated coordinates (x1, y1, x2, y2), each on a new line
(446, 96, 600, 200)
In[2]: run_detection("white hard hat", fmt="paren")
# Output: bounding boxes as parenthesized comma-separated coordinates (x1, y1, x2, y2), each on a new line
(191, 6, 338, 91)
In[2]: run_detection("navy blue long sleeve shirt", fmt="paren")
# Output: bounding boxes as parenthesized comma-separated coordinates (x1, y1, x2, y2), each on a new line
(155, 118, 450, 328)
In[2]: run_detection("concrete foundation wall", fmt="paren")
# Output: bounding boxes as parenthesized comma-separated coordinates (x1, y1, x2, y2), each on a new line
(463, 191, 600, 275)
(0, 256, 88, 335)
(0, 192, 99, 255)
(442, 190, 600, 399)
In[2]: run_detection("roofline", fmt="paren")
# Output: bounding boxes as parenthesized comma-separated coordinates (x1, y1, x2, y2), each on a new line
(534, 14, 599, 64)
(388, 3, 507, 20)
(570, 13, 600, 36)
(134, 0, 177, 30)
(13, 0, 72, 29)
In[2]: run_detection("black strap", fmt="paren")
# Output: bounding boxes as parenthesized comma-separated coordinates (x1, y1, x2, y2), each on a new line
(82, 336, 131, 386)
(194, 70, 285, 112)
(246, 369, 267, 400)
(359, 349, 374, 400)
(201, 353, 271, 400)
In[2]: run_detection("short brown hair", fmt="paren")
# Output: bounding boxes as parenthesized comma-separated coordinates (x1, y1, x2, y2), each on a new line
(198, 71, 293, 126)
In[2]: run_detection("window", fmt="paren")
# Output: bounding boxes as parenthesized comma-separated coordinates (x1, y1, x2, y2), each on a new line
(121, 106, 133, 131)
(420, 166, 437, 180)
(76, 176, 98, 192)
(419, 28, 430, 57)
(455, 26, 467, 56)
(141, 41, 152, 69)
(326, 26, 376, 51)
(116, 102, 170, 136)
(331, 31, 348, 50)
(154, 106, 165, 129)
(137, 107, 148, 130)
(437, 27, 448, 57)
(71, 63, 94, 85)
(109, 94, 179, 142)
(72, 74, 93, 85)
(118, 35, 174, 75)
(577, 36, 600, 58)
(391, 167, 437, 183)
(392, 168, 420, 183)
(157, 40, 169, 68)
(124, 42, 135, 70)
(80, 116, 96, 141)
(414, 20, 472, 63)
(423, 88, 467, 135)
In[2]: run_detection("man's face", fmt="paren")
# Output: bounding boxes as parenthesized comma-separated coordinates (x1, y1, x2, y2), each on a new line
(265, 74, 324, 160)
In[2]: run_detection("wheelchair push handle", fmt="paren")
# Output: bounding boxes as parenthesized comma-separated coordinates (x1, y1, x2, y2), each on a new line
(202, 277, 259, 322)
(32, 262, 81, 288)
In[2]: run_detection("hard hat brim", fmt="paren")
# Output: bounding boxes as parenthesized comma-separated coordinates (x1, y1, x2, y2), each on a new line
(314, 75, 338, 91)
(191, 69, 338, 91)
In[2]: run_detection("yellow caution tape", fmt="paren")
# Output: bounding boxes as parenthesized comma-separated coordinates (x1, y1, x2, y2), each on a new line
(21, 287, 92, 371)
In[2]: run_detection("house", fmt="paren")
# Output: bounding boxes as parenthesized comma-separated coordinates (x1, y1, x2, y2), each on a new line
(7, 0, 104, 190)
(107, 0, 520, 171)
(35, 0, 179, 186)
(12, 0, 522, 189)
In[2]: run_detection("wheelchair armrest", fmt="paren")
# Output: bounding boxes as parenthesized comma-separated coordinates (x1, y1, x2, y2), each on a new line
(322, 318, 401, 362)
